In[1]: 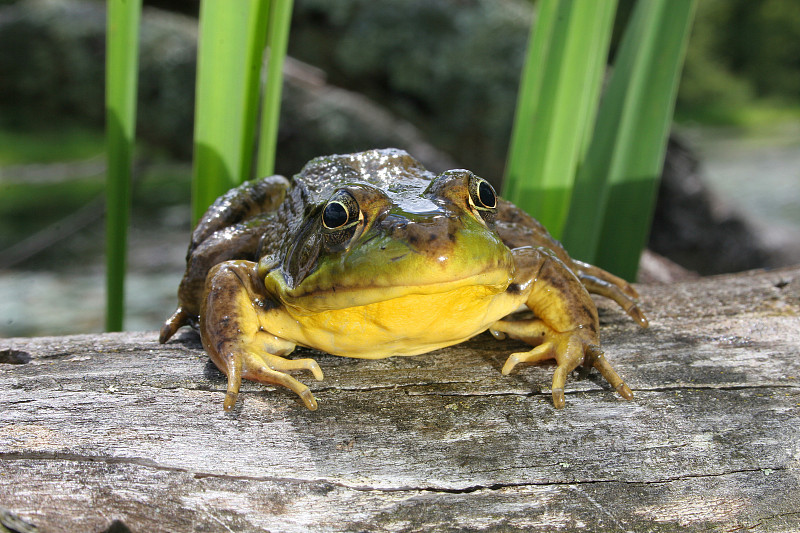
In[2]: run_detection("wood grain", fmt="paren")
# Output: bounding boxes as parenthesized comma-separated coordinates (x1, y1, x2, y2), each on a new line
(2, 266, 799, 532)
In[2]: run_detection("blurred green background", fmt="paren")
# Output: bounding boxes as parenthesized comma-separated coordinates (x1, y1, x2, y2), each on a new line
(1, 0, 799, 336)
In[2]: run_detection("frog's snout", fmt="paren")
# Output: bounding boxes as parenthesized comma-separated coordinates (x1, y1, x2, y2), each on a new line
(384, 215, 458, 256)
(408, 219, 458, 251)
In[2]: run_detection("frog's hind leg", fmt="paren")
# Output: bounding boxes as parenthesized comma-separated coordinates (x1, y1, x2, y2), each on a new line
(573, 260, 649, 328)
(160, 175, 290, 344)
(201, 260, 323, 411)
(579, 274, 649, 328)
(159, 223, 275, 344)
(573, 260, 639, 298)
(159, 306, 196, 343)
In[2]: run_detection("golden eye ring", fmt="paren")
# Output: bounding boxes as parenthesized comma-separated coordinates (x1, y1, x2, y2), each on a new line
(322, 191, 360, 230)
(469, 177, 497, 210)
(323, 201, 349, 229)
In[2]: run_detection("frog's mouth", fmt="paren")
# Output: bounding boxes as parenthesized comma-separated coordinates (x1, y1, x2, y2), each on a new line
(270, 265, 514, 314)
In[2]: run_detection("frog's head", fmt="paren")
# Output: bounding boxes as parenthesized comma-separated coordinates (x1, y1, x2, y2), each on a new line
(262, 150, 515, 312)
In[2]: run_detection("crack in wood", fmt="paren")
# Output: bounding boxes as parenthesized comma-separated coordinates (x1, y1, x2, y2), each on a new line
(720, 510, 800, 532)
(633, 383, 800, 393)
(59, 379, 800, 402)
(1, 451, 786, 496)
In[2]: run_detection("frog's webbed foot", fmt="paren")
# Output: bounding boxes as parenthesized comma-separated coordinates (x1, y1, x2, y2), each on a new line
(219, 346, 323, 411)
(573, 260, 649, 328)
(201, 260, 324, 411)
(491, 319, 633, 408)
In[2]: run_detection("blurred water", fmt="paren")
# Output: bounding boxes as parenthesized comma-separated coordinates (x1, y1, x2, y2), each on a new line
(0, 270, 182, 337)
(681, 122, 800, 236)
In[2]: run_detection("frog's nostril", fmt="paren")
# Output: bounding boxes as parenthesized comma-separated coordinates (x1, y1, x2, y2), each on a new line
(405, 223, 443, 249)
(0, 349, 31, 364)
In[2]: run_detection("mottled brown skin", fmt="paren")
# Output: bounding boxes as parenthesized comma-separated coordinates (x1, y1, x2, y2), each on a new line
(494, 198, 647, 327)
(160, 148, 647, 410)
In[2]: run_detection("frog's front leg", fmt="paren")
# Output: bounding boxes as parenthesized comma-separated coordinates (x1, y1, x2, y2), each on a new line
(200, 260, 323, 411)
(491, 247, 633, 408)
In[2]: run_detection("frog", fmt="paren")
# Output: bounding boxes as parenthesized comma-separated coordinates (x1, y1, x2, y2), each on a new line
(159, 148, 648, 411)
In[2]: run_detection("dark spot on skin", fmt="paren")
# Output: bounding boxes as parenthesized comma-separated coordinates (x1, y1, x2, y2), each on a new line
(544, 272, 568, 295)
(214, 339, 227, 354)
(506, 283, 522, 295)
(253, 297, 279, 311)
(447, 218, 460, 241)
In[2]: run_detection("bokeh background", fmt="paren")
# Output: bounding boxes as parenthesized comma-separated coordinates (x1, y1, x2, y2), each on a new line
(1, 0, 799, 336)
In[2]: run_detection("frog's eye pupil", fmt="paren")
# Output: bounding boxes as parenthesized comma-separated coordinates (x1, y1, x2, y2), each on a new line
(323, 201, 349, 229)
(477, 181, 496, 208)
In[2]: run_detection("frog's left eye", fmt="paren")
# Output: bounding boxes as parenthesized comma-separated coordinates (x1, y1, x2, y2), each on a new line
(468, 177, 497, 210)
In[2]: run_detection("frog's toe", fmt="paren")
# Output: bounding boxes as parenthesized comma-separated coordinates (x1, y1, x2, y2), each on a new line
(579, 274, 649, 328)
(239, 362, 320, 410)
(269, 356, 325, 382)
(499, 338, 580, 408)
(585, 345, 634, 400)
(549, 334, 586, 408)
(489, 328, 507, 341)
(222, 352, 243, 411)
(501, 343, 553, 375)
(159, 306, 195, 343)
(573, 261, 649, 328)
(574, 260, 639, 299)
(241, 352, 323, 410)
(214, 346, 323, 410)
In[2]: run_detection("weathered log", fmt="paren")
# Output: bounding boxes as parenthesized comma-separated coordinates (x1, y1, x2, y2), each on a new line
(2, 266, 799, 532)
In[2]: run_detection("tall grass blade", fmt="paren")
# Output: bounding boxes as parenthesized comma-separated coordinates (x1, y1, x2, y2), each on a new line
(503, 0, 617, 239)
(239, 0, 272, 183)
(192, 0, 271, 223)
(256, 0, 294, 178)
(562, 0, 697, 280)
(105, 0, 142, 331)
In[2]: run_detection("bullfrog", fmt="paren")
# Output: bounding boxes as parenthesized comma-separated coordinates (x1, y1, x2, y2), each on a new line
(160, 148, 648, 411)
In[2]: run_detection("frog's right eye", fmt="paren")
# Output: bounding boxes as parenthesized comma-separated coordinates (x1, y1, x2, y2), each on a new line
(322, 191, 359, 230)
(322, 191, 361, 230)
(323, 202, 348, 229)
